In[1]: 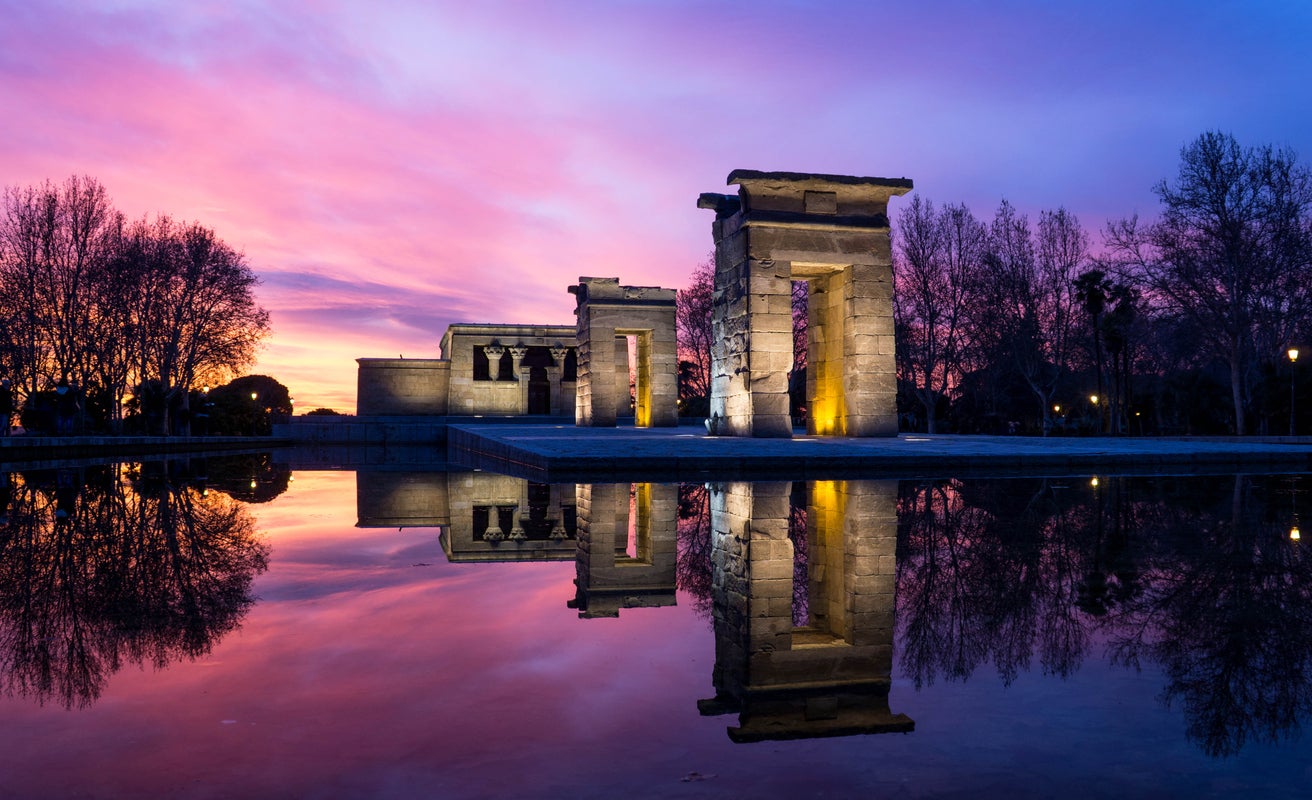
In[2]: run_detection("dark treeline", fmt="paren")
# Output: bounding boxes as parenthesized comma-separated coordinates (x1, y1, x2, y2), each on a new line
(0, 176, 270, 434)
(678, 132, 1312, 435)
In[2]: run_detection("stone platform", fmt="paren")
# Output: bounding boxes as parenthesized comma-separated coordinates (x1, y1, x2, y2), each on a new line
(447, 422, 1312, 482)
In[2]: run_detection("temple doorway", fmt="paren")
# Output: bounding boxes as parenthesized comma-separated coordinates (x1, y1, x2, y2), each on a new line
(528, 366, 551, 414)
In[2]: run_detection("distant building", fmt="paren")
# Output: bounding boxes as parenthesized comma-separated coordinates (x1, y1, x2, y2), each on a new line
(356, 324, 578, 417)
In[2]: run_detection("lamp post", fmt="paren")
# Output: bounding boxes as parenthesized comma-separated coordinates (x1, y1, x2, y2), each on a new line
(1290, 348, 1300, 437)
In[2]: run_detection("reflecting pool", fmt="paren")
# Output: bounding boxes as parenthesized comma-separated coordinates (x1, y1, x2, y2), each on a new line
(2, 462, 1311, 798)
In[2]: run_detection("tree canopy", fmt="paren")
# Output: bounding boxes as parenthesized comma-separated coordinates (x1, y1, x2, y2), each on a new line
(0, 176, 270, 434)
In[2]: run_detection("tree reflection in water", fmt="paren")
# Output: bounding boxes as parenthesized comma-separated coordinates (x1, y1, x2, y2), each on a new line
(892, 475, 1312, 758)
(672, 474, 1312, 757)
(0, 461, 270, 709)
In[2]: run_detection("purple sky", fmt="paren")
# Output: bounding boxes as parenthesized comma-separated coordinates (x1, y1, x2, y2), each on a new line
(3, 1, 1310, 410)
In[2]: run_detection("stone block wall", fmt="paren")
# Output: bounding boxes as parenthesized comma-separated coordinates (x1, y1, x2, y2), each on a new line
(571, 277, 678, 428)
(700, 170, 911, 438)
(440, 324, 576, 417)
(356, 358, 450, 415)
(571, 482, 678, 618)
(701, 479, 911, 741)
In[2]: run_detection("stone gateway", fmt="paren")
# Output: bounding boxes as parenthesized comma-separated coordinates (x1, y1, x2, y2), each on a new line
(699, 170, 912, 438)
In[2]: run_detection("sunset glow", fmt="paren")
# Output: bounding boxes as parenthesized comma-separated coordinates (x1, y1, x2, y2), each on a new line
(4, 1, 1310, 410)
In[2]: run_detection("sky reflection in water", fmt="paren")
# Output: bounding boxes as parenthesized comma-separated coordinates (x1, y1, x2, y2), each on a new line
(1, 467, 1310, 798)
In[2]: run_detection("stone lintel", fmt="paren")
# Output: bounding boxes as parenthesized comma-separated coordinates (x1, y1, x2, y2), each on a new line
(570, 276, 676, 307)
(726, 169, 913, 222)
(727, 169, 913, 191)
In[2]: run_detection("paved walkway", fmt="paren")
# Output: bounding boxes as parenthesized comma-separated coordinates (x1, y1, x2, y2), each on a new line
(448, 422, 1312, 481)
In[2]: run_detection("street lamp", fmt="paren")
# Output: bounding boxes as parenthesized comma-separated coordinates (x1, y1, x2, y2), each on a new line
(1290, 348, 1300, 437)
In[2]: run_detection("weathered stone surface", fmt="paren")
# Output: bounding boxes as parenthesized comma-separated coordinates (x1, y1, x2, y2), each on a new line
(701, 479, 910, 740)
(571, 482, 677, 617)
(571, 277, 679, 429)
(701, 170, 910, 439)
(356, 323, 580, 418)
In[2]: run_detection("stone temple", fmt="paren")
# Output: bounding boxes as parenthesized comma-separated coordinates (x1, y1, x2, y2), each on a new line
(353, 169, 909, 439)
(699, 170, 912, 438)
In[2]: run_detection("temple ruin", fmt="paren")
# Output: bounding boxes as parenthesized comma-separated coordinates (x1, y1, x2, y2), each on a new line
(349, 169, 910, 440)
(699, 170, 912, 437)
(570, 277, 678, 428)
(357, 324, 577, 417)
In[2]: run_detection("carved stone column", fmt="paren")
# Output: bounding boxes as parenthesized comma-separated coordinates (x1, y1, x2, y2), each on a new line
(483, 344, 505, 382)
(548, 344, 568, 416)
(509, 344, 529, 413)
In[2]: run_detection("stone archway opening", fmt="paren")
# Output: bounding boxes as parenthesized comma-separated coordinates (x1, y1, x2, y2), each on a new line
(699, 170, 912, 438)
(570, 277, 678, 428)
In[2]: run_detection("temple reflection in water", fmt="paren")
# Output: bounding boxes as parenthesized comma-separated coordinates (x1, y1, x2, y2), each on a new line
(357, 470, 578, 562)
(356, 471, 912, 742)
(351, 469, 1312, 758)
(698, 480, 912, 742)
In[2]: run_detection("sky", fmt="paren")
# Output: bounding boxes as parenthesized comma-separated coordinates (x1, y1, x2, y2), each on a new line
(3, 0, 1311, 411)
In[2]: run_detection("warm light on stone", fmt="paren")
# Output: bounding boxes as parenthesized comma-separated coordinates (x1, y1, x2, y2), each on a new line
(700, 170, 912, 438)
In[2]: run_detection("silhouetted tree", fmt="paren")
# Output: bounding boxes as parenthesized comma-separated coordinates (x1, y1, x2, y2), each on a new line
(205, 375, 291, 435)
(0, 177, 270, 434)
(676, 259, 714, 414)
(1107, 132, 1312, 434)
(893, 197, 984, 432)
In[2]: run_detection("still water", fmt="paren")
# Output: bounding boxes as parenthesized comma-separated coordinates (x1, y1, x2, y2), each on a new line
(1, 459, 1310, 798)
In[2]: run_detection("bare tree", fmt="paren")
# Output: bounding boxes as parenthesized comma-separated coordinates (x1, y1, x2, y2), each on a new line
(1107, 132, 1312, 434)
(139, 220, 269, 434)
(894, 196, 984, 432)
(1030, 207, 1087, 431)
(676, 258, 714, 408)
(0, 177, 270, 434)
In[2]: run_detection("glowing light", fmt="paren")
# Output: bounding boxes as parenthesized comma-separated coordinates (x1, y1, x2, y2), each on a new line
(1090, 477, 1100, 488)
(250, 392, 258, 400)
(1089, 395, 1099, 405)
(249, 480, 257, 488)
(1290, 348, 1300, 363)
(1292, 527, 1301, 541)
(1053, 404, 1061, 413)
